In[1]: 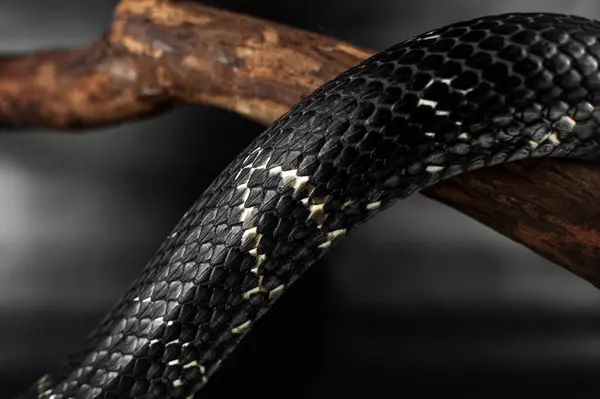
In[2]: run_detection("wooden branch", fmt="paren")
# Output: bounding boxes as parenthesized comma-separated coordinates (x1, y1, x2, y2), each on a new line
(2, 0, 600, 286)
(0, 0, 370, 128)
(427, 159, 600, 286)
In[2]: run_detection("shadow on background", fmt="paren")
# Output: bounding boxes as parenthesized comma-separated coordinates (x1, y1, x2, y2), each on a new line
(1, 0, 600, 397)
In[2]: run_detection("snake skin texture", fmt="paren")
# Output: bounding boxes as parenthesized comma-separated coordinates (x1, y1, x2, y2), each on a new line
(19, 12, 600, 399)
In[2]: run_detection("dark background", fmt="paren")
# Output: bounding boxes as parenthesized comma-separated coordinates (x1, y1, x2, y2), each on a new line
(2, 0, 600, 398)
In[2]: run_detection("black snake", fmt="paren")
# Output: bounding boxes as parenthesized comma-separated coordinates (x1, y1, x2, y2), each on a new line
(16, 12, 600, 399)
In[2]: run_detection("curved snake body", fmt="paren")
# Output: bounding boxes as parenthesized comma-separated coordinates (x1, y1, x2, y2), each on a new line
(20, 12, 600, 398)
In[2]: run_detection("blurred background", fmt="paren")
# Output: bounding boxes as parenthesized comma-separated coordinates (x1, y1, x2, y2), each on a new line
(2, 0, 600, 397)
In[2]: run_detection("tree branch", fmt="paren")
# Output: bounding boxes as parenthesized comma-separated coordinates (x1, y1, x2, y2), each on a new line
(2, 0, 600, 286)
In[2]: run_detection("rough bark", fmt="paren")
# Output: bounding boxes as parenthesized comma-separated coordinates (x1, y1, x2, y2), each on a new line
(1, 0, 600, 286)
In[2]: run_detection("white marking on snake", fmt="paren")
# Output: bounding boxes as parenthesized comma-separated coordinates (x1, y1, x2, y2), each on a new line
(240, 207, 256, 228)
(318, 229, 347, 249)
(232, 320, 252, 334)
(366, 201, 382, 211)
(548, 132, 561, 144)
(183, 360, 206, 373)
(458, 132, 471, 140)
(269, 165, 282, 175)
(328, 229, 347, 240)
(243, 285, 267, 299)
(418, 99, 437, 107)
(308, 203, 326, 223)
(255, 254, 266, 267)
(293, 175, 311, 196)
(426, 165, 445, 173)
(318, 241, 332, 249)
(280, 169, 299, 185)
(269, 284, 286, 299)
(235, 149, 282, 300)
(241, 227, 258, 247)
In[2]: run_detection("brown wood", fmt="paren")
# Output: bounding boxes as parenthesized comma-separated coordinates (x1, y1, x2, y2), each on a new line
(2, 0, 600, 286)
(426, 159, 600, 287)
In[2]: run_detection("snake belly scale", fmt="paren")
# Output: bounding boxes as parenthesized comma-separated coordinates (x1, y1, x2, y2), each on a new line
(19, 12, 600, 399)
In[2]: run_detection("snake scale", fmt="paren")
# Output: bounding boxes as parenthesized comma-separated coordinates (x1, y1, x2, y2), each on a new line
(16, 12, 600, 399)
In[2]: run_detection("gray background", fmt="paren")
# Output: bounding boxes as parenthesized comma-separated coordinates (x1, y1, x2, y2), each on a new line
(1, 0, 600, 397)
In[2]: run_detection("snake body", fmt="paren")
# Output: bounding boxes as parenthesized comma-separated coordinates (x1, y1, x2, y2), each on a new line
(20, 12, 600, 398)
